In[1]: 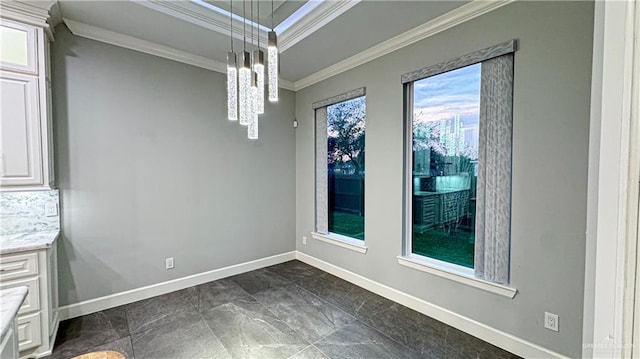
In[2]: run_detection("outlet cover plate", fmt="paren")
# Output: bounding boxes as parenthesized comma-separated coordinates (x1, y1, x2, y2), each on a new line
(544, 312, 559, 332)
(44, 203, 58, 217)
(165, 257, 174, 270)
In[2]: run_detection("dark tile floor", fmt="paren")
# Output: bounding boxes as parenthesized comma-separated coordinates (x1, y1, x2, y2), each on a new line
(49, 260, 520, 359)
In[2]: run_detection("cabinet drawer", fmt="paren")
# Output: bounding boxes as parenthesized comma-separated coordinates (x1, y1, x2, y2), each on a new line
(0, 277, 40, 314)
(17, 312, 41, 351)
(0, 20, 38, 75)
(0, 252, 38, 281)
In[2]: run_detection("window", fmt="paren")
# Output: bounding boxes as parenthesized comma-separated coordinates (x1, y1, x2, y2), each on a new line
(327, 97, 366, 240)
(313, 88, 366, 250)
(411, 64, 480, 268)
(402, 40, 516, 285)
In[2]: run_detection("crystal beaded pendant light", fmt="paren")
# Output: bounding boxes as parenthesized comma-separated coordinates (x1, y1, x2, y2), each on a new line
(267, 0, 278, 102)
(248, 72, 259, 139)
(253, 0, 264, 114)
(238, 0, 251, 126)
(247, 0, 258, 138)
(226, 0, 237, 121)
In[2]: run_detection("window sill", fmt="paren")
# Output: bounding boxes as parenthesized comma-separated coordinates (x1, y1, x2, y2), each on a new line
(311, 232, 368, 254)
(396, 255, 517, 298)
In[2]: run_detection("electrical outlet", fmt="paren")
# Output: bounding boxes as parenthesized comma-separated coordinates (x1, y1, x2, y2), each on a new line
(44, 203, 58, 217)
(544, 312, 559, 332)
(302, 236, 307, 245)
(165, 257, 174, 270)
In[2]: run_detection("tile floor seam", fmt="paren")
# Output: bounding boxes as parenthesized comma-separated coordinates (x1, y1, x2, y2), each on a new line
(247, 280, 355, 351)
(352, 314, 423, 357)
(248, 292, 316, 349)
(309, 343, 331, 359)
(283, 280, 421, 356)
(122, 309, 136, 359)
(284, 344, 315, 359)
(288, 279, 424, 357)
(196, 308, 232, 359)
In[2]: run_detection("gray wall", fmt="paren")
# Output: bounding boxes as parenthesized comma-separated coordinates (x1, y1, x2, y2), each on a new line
(294, 2, 593, 358)
(52, 26, 296, 306)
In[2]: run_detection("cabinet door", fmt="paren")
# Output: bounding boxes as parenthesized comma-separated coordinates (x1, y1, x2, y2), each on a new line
(0, 72, 43, 187)
(0, 20, 38, 75)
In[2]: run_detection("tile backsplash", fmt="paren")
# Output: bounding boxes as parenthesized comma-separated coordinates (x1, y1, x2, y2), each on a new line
(0, 190, 60, 235)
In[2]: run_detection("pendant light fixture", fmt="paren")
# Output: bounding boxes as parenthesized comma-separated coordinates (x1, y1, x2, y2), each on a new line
(238, 0, 251, 126)
(253, 0, 265, 114)
(248, 71, 259, 139)
(247, 0, 258, 139)
(225, 0, 275, 140)
(267, 0, 278, 102)
(226, 0, 237, 121)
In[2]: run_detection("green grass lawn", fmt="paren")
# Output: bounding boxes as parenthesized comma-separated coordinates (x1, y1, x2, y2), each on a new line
(327, 211, 473, 268)
(412, 227, 474, 268)
(329, 211, 365, 240)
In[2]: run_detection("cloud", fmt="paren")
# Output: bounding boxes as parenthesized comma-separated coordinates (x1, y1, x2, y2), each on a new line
(413, 63, 481, 126)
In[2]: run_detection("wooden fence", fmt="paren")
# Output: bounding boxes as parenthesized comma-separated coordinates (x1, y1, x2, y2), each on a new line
(328, 174, 364, 215)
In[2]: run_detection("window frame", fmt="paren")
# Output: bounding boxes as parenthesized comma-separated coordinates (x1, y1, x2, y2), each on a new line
(312, 88, 368, 253)
(400, 41, 518, 297)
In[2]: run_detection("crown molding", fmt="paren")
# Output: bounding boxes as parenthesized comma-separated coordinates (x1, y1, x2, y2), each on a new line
(61, 0, 512, 93)
(0, 0, 54, 38)
(278, 0, 360, 52)
(62, 18, 295, 91)
(64, 18, 226, 72)
(133, 0, 268, 47)
(132, 0, 358, 54)
(293, 0, 515, 90)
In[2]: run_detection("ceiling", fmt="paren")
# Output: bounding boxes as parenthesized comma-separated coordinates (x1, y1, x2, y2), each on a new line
(57, 0, 471, 83)
(204, 0, 309, 29)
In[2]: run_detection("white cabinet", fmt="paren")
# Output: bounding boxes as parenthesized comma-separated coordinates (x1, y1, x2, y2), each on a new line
(0, 73, 43, 186)
(0, 20, 37, 75)
(0, 244, 59, 358)
(0, 18, 53, 191)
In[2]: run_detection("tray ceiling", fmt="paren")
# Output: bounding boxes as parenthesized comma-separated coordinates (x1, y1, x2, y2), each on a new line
(57, 0, 474, 84)
(204, 0, 310, 29)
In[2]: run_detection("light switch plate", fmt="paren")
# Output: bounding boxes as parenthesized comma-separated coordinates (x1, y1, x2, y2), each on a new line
(44, 203, 58, 217)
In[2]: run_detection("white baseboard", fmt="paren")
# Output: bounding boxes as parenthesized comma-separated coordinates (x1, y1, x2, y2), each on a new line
(295, 251, 571, 359)
(58, 251, 296, 321)
(58, 249, 569, 358)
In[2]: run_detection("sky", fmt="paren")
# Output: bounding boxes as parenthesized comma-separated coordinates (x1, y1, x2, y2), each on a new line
(413, 63, 481, 128)
(413, 62, 481, 151)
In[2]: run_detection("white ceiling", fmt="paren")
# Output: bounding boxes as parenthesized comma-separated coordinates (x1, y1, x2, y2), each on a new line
(57, 0, 470, 83)
(205, 0, 309, 29)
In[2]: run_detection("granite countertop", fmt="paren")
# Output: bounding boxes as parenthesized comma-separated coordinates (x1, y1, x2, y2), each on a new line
(0, 230, 60, 255)
(0, 287, 28, 339)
